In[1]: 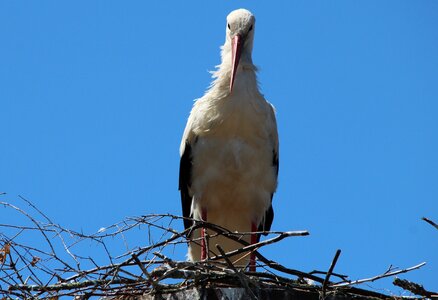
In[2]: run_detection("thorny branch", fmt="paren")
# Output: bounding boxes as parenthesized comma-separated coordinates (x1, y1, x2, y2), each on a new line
(0, 198, 431, 299)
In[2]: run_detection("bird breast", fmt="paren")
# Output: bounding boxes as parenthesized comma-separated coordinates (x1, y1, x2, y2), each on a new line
(190, 94, 276, 220)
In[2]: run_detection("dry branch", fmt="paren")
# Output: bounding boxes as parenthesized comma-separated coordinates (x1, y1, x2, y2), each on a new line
(393, 278, 438, 298)
(422, 217, 438, 231)
(322, 249, 341, 298)
(332, 262, 426, 288)
(0, 198, 429, 299)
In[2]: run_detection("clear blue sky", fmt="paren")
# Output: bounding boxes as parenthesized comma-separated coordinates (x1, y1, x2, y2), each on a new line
(1, 1, 437, 294)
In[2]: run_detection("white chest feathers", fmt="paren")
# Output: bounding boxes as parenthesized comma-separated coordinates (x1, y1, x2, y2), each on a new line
(189, 93, 277, 221)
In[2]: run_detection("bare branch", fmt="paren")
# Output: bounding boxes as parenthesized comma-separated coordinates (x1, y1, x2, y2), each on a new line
(422, 217, 438, 231)
(332, 262, 426, 288)
(393, 278, 438, 298)
(0, 199, 428, 299)
(322, 249, 341, 297)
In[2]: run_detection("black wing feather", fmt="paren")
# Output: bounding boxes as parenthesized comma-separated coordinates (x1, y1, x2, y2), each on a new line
(179, 140, 193, 230)
(257, 149, 278, 241)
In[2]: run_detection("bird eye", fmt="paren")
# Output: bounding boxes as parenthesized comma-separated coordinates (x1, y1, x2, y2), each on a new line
(248, 25, 253, 32)
(228, 23, 231, 29)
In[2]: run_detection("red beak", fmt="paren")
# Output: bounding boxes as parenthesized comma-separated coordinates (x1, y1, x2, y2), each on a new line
(230, 34, 243, 93)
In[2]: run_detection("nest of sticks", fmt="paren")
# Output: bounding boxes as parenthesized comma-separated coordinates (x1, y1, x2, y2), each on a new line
(0, 195, 436, 299)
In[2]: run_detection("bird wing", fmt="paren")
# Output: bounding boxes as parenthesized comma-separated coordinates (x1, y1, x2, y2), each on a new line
(179, 140, 193, 230)
(258, 102, 279, 238)
(179, 110, 198, 231)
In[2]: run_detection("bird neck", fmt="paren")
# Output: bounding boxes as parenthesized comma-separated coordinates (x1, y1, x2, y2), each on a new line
(209, 47, 259, 98)
(210, 64, 258, 98)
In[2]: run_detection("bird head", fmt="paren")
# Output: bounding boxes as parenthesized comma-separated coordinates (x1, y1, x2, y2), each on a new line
(225, 9, 256, 93)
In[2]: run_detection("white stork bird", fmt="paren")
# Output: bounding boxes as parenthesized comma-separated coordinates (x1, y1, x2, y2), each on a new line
(179, 8, 279, 271)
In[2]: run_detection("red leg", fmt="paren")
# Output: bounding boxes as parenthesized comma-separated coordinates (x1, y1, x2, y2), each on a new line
(249, 222, 257, 272)
(201, 209, 207, 260)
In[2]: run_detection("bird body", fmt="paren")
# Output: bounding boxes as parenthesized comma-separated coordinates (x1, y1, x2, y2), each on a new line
(179, 9, 278, 268)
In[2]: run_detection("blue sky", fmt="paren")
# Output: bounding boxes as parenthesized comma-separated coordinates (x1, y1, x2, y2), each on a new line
(1, 1, 437, 294)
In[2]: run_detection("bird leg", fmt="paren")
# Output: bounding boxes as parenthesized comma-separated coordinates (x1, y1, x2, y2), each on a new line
(201, 208, 207, 260)
(249, 222, 257, 272)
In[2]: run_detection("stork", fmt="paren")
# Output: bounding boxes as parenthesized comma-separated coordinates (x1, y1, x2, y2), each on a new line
(179, 9, 279, 271)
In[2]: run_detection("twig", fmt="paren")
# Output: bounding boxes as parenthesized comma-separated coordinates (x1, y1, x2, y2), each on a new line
(422, 217, 438, 231)
(0, 200, 426, 299)
(332, 262, 426, 287)
(216, 244, 258, 300)
(322, 249, 341, 298)
(209, 230, 309, 262)
(393, 278, 438, 298)
(9, 278, 138, 292)
(308, 270, 348, 282)
(131, 253, 159, 290)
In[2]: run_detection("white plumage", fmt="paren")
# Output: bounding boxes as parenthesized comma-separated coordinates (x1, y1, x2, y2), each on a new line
(179, 9, 279, 270)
